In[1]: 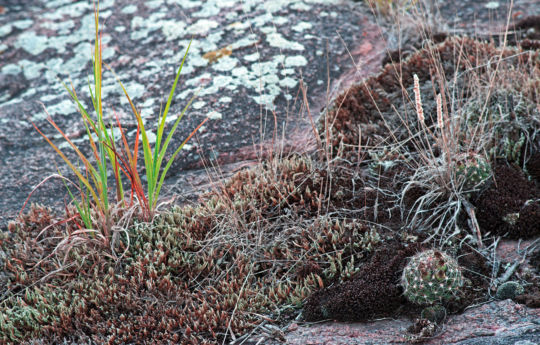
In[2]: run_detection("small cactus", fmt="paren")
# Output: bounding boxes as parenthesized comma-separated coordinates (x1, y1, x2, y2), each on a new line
(495, 281, 524, 300)
(421, 304, 447, 324)
(401, 249, 464, 305)
(454, 153, 491, 191)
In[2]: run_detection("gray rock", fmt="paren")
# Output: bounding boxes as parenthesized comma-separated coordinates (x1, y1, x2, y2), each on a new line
(450, 330, 540, 345)
(0, 0, 384, 226)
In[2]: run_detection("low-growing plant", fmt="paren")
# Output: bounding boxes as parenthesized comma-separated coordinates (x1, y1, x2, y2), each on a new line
(401, 249, 464, 305)
(28, 2, 120, 237)
(495, 280, 524, 300)
(454, 152, 492, 192)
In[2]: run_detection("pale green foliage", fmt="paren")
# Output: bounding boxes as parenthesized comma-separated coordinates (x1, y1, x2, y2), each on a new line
(464, 89, 538, 165)
(0, 288, 61, 342)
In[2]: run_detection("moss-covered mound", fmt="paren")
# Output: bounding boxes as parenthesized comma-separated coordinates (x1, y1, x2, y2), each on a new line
(301, 35, 539, 325)
(303, 241, 424, 322)
(0, 156, 389, 344)
(474, 163, 540, 239)
(320, 36, 540, 164)
(319, 35, 540, 237)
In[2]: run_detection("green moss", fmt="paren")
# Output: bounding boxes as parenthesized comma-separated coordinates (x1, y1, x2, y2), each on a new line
(0, 150, 392, 343)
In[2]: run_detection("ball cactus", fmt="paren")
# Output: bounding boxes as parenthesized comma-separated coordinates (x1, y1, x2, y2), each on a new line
(454, 152, 492, 191)
(495, 281, 524, 300)
(401, 249, 464, 305)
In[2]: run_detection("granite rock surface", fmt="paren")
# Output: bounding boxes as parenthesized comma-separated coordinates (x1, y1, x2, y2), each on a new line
(0, 0, 385, 225)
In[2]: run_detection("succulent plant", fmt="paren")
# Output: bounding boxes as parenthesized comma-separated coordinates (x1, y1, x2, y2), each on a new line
(454, 153, 492, 191)
(502, 212, 520, 226)
(495, 281, 524, 300)
(502, 134, 525, 164)
(401, 249, 464, 305)
(420, 304, 447, 324)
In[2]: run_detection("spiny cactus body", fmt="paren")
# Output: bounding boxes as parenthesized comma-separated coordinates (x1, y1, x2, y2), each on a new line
(495, 281, 524, 300)
(455, 153, 492, 191)
(401, 249, 464, 305)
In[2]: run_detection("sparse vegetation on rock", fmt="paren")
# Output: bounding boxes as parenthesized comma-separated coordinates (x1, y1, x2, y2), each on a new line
(1, 1, 540, 344)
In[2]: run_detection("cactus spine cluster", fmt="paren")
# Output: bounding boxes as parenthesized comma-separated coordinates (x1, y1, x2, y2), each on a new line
(454, 152, 492, 191)
(401, 249, 464, 305)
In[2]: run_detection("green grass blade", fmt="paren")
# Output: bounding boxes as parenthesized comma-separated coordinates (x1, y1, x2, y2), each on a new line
(154, 117, 207, 208)
(106, 65, 157, 206)
(97, 142, 109, 211)
(152, 91, 199, 202)
(93, 0, 102, 118)
(109, 124, 124, 203)
(61, 174, 92, 230)
(157, 91, 198, 161)
(154, 40, 192, 162)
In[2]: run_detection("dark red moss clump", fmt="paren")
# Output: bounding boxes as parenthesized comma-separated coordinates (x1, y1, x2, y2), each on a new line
(1, 155, 394, 344)
(514, 15, 540, 40)
(526, 151, 540, 183)
(303, 242, 492, 323)
(448, 246, 491, 311)
(474, 163, 540, 239)
(303, 241, 424, 322)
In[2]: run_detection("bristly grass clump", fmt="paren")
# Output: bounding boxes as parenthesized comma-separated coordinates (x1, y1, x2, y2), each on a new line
(320, 35, 540, 243)
(364, 0, 418, 16)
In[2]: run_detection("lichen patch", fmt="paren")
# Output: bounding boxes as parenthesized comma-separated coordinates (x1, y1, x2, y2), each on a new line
(285, 55, 308, 67)
(207, 110, 222, 120)
(187, 19, 219, 36)
(292, 21, 313, 32)
(267, 32, 305, 51)
(14, 31, 49, 55)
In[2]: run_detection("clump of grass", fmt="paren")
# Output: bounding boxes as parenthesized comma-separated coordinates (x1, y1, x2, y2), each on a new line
(403, 40, 538, 243)
(365, 0, 418, 17)
(23, 0, 206, 239)
(320, 34, 539, 246)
